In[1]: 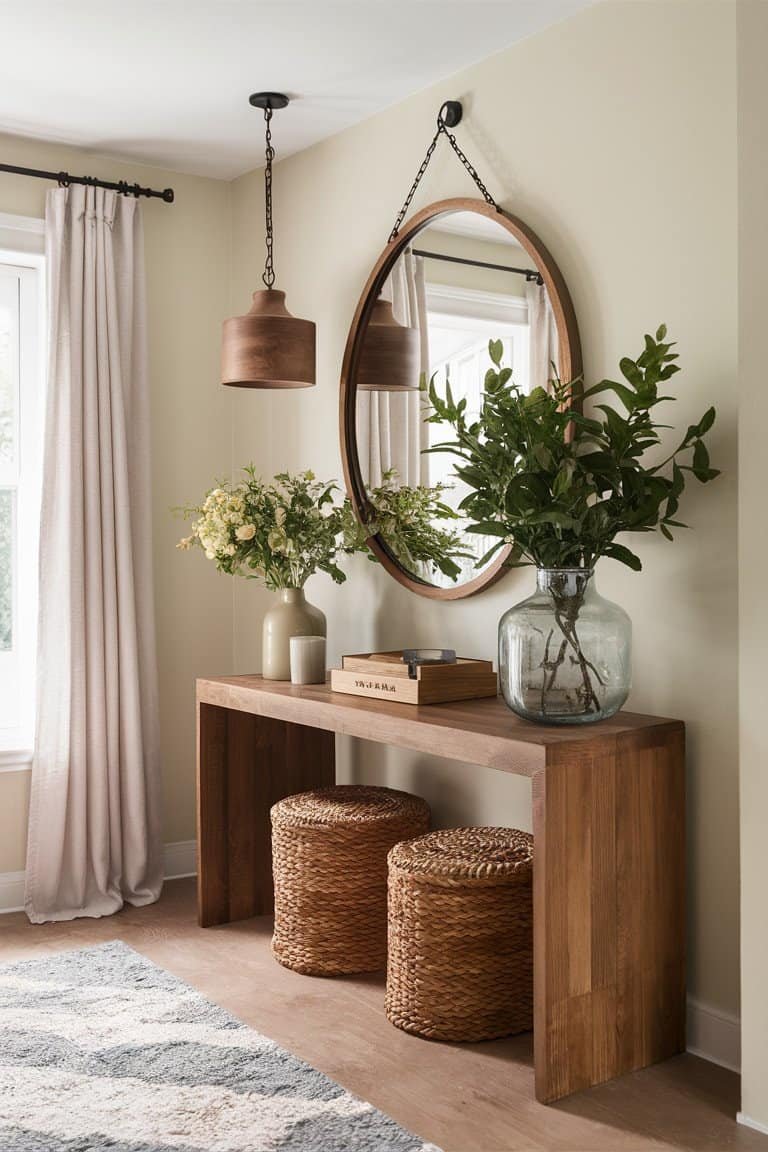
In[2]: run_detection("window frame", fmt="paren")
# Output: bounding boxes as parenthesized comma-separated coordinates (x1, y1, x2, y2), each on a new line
(425, 282, 529, 327)
(0, 214, 45, 770)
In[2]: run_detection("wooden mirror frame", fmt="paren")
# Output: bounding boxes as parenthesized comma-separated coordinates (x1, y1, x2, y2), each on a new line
(339, 197, 582, 600)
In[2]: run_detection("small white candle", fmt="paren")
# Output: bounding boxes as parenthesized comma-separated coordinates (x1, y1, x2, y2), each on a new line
(290, 635, 326, 685)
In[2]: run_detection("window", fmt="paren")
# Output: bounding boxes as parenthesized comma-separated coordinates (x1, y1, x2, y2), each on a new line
(422, 284, 531, 587)
(425, 284, 531, 487)
(0, 238, 44, 759)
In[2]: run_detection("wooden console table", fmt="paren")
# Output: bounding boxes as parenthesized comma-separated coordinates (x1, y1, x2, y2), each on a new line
(196, 675, 685, 1104)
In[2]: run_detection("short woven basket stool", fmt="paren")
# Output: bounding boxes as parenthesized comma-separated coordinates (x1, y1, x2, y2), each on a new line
(386, 826, 534, 1042)
(271, 784, 430, 976)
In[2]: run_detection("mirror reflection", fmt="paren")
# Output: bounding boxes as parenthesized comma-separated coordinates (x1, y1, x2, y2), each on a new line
(354, 210, 561, 588)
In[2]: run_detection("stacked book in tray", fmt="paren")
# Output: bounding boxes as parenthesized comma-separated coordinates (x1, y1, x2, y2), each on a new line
(330, 651, 498, 705)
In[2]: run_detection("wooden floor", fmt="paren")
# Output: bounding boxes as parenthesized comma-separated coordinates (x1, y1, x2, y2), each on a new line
(1, 878, 765, 1152)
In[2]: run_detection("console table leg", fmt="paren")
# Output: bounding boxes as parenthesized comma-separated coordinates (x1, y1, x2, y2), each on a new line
(197, 703, 335, 927)
(533, 728, 686, 1103)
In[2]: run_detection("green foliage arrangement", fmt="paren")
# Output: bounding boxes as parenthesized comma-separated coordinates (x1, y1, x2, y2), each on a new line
(178, 467, 471, 589)
(425, 326, 719, 573)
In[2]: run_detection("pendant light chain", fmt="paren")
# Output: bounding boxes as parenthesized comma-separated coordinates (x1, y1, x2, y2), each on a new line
(262, 105, 276, 289)
(388, 113, 499, 243)
(222, 91, 315, 389)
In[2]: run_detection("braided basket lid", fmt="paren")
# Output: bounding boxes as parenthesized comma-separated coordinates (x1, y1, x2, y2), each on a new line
(388, 827, 533, 884)
(271, 784, 430, 828)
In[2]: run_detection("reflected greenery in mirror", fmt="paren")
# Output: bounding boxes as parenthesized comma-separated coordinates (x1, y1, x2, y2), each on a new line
(424, 326, 719, 572)
(363, 470, 472, 582)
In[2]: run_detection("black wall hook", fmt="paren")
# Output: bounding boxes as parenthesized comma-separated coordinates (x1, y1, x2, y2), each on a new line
(388, 98, 496, 240)
(439, 100, 463, 129)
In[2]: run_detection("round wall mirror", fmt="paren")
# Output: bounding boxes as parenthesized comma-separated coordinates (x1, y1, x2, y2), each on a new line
(340, 197, 582, 599)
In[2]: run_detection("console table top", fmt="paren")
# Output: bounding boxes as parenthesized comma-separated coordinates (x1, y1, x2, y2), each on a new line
(197, 675, 683, 778)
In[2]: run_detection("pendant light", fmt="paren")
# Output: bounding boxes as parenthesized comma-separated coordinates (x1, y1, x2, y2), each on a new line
(356, 296, 420, 391)
(222, 93, 315, 388)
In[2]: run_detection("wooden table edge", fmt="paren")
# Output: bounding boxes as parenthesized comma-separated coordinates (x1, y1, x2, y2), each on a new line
(196, 675, 683, 781)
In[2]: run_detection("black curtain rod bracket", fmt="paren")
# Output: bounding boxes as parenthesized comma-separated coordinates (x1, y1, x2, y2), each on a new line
(0, 162, 174, 203)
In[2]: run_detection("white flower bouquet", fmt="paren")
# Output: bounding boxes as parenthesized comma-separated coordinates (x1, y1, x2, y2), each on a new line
(178, 468, 360, 590)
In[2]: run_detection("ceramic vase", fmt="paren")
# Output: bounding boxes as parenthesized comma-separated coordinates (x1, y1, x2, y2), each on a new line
(262, 588, 326, 681)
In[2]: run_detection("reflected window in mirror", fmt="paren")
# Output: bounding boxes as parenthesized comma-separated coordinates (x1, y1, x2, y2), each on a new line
(411, 215, 560, 585)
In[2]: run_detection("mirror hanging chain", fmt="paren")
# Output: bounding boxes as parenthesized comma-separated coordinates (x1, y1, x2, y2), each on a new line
(388, 101, 499, 242)
(262, 105, 276, 289)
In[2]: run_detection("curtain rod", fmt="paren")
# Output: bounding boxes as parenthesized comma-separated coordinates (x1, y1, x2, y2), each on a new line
(0, 161, 174, 203)
(410, 247, 543, 286)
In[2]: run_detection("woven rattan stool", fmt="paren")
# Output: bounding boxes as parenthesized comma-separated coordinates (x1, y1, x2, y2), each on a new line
(271, 785, 430, 976)
(386, 826, 533, 1041)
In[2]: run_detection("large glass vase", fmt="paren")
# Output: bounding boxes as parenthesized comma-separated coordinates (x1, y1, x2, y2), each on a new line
(499, 568, 631, 725)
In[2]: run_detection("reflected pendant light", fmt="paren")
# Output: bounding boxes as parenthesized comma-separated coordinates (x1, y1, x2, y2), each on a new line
(222, 93, 315, 388)
(356, 296, 421, 392)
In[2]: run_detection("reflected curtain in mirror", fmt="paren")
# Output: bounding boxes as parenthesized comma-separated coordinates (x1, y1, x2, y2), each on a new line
(355, 251, 428, 488)
(525, 279, 559, 391)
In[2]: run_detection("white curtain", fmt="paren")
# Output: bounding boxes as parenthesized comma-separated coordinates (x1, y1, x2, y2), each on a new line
(356, 251, 429, 488)
(526, 280, 560, 390)
(25, 186, 162, 923)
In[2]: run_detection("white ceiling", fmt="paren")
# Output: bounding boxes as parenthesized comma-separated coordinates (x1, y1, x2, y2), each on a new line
(431, 212, 523, 247)
(0, 1, 591, 180)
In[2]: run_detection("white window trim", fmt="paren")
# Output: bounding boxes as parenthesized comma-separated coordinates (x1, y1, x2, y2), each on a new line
(0, 213, 44, 769)
(0, 213, 44, 255)
(426, 282, 529, 327)
(0, 748, 33, 773)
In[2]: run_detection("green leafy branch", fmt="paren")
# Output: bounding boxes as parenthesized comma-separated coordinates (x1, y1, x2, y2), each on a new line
(423, 326, 719, 572)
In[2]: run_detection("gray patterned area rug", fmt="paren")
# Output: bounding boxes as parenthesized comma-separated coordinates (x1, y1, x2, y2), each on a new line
(0, 941, 440, 1152)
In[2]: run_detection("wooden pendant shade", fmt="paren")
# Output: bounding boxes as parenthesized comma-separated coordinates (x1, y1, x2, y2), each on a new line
(221, 289, 315, 389)
(356, 298, 420, 392)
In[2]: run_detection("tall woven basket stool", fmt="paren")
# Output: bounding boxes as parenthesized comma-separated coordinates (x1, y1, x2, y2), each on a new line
(271, 785, 430, 976)
(386, 827, 534, 1042)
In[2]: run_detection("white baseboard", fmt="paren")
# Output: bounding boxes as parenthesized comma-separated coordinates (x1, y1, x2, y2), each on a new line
(0, 839, 199, 915)
(738, 1113, 768, 1136)
(687, 997, 741, 1072)
(0, 870, 26, 914)
(162, 838, 198, 880)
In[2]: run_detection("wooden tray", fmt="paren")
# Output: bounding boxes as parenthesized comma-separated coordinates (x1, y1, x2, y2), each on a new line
(330, 651, 498, 706)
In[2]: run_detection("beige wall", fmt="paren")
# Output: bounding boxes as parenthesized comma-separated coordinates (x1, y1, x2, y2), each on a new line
(0, 134, 234, 871)
(230, 0, 740, 1025)
(737, 0, 768, 1130)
